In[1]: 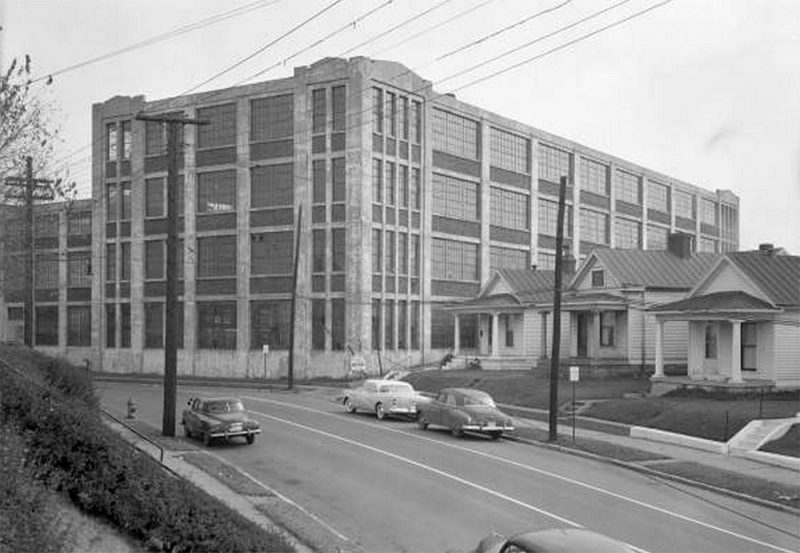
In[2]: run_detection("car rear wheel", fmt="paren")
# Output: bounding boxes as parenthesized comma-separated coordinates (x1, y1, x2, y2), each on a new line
(344, 397, 356, 413)
(417, 416, 429, 430)
(451, 427, 464, 438)
(375, 403, 386, 420)
(246, 434, 255, 445)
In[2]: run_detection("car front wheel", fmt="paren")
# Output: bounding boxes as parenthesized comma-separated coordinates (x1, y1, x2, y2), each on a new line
(417, 416, 429, 430)
(203, 432, 211, 447)
(344, 398, 356, 413)
(375, 403, 386, 420)
(246, 434, 256, 445)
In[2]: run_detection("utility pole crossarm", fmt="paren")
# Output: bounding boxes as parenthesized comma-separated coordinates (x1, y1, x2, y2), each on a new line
(134, 113, 208, 126)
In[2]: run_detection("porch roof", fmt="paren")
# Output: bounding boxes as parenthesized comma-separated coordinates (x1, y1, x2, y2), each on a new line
(444, 293, 524, 313)
(560, 292, 629, 311)
(652, 290, 780, 316)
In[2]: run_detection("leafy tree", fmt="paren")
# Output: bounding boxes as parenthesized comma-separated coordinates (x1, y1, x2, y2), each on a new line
(0, 55, 75, 202)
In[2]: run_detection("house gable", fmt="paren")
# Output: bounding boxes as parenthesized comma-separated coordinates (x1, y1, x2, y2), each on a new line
(488, 277, 515, 297)
(573, 257, 621, 291)
(693, 259, 770, 303)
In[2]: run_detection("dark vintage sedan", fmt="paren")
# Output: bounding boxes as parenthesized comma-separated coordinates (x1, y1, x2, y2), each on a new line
(417, 387, 514, 439)
(181, 397, 260, 446)
(473, 528, 636, 553)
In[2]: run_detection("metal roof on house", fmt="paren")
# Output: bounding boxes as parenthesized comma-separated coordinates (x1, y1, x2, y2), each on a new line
(727, 251, 800, 307)
(654, 290, 779, 312)
(589, 249, 720, 289)
(495, 268, 556, 303)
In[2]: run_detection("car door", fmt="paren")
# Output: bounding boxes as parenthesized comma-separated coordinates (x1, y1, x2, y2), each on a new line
(427, 391, 447, 426)
(440, 392, 458, 428)
(186, 399, 202, 433)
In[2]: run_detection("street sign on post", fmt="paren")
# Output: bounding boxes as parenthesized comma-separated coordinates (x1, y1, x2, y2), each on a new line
(569, 365, 579, 441)
(262, 345, 269, 379)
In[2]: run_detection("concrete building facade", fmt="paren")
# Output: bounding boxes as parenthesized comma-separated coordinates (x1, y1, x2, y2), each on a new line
(88, 57, 740, 379)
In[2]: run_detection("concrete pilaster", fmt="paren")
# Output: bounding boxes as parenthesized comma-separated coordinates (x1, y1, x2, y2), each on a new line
(480, 119, 491, 283)
(654, 318, 664, 377)
(183, 107, 197, 373)
(730, 320, 743, 383)
(130, 110, 146, 370)
(236, 97, 251, 375)
(529, 138, 539, 267)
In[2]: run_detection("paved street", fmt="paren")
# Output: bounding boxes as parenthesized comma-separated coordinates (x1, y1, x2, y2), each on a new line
(98, 381, 800, 553)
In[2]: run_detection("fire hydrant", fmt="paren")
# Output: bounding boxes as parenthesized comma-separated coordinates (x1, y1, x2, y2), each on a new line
(126, 397, 137, 419)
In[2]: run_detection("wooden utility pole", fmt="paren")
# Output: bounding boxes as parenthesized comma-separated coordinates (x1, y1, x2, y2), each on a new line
(287, 204, 302, 390)
(135, 113, 205, 437)
(4, 156, 54, 346)
(548, 175, 569, 442)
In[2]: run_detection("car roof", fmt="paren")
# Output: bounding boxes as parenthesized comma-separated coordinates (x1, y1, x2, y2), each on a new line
(509, 528, 634, 553)
(196, 397, 243, 403)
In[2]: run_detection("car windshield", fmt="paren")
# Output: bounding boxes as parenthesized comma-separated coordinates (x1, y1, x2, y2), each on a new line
(456, 393, 495, 407)
(205, 400, 244, 413)
(379, 383, 413, 395)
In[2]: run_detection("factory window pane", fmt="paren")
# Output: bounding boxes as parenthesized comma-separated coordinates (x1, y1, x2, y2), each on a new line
(432, 108, 479, 160)
(197, 103, 237, 148)
(197, 301, 236, 350)
(250, 94, 294, 141)
(251, 231, 293, 275)
(251, 163, 293, 209)
(198, 170, 236, 213)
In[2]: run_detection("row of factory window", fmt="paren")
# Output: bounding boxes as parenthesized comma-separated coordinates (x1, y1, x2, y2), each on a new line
(2, 211, 92, 247)
(107, 87, 338, 161)
(371, 159, 422, 208)
(371, 230, 421, 276)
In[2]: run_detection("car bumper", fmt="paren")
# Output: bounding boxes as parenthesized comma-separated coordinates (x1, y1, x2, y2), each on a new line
(209, 428, 261, 439)
(385, 406, 417, 416)
(460, 424, 514, 434)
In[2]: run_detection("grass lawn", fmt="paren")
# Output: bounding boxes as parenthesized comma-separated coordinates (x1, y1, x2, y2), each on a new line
(760, 424, 800, 458)
(405, 369, 800, 442)
(404, 369, 650, 409)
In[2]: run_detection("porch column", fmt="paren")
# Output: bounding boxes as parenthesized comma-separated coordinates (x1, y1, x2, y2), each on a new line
(491, 313, 499, 357)
(730, 320, 743, 383)
(591, 310, 601, 357)
(453, 315, 460, 355)
(654, 318, 664, 377)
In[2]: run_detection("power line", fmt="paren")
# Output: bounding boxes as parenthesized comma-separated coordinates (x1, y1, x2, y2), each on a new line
(436, 0, 636, 88)
(30, 0, 285, 84)
(450, 0, 678, 93)
(338, 0, 457, 57)
(175, 0, 349, 98)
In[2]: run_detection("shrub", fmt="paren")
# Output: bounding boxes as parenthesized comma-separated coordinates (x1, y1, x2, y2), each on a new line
(0, 352, 293, 553)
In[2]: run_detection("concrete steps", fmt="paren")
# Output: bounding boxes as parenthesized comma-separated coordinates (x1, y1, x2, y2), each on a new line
(728, 417, 800, 453)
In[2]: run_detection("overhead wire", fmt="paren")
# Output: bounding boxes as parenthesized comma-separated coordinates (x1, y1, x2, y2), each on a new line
(29, 0, 286, 84)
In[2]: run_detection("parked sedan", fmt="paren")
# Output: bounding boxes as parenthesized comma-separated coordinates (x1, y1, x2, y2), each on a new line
(343, 378, 418, 420)
(472, 528, 636, 553)
(181, 397, 261, 446)
(417, 387, 514, 439)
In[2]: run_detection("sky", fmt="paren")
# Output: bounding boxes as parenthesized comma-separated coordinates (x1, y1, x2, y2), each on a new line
(2, 0, 799, 253)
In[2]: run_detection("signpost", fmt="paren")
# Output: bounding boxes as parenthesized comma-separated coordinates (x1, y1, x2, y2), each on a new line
(262, 345, 270, 380)
(569, 365, 580, 441)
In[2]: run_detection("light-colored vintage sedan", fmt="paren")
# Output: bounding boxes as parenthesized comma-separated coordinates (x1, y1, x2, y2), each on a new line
(417, 387, 514, 439)
(342, 378, 418, 420)
(472, 528, 636, 553)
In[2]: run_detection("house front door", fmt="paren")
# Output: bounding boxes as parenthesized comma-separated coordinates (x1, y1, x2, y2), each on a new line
(741, 322, 758, 372)
(577, 313, 588, 357)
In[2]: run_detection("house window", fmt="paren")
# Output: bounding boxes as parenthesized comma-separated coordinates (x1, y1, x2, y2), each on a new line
(591, 269, 605, 288)
(432, 173, 479, 221)
(198, 170, 236, 213)
(251, 232, 293, 275)
(197, 235, 236, 278)
(331, 228, 346, 272)
(250, 300, 290, 350)
(36, 305, 58, 346)
(197, 103, 237, 148)
(580, 158, 609, 196)
(250, 94, 293, 142)
(121, 120, 131, 159)
(67, 251, 91, 287)
(67, 306, 91, 347)
(431, 108, 479, 160)
(143, 302, 183, 350)
(504, 315, 514, 347)
(331, 299, 345, 351)
(106, 122, 118, 161)
(312, 299, 325, 350)
(312, 89, 326, 134)
(251, 164, 292, 208)
(491, 187, 528, 230)
(197, 301, 236, 349)
(490, 128, 529, 174)
(704, 324, 717, 359)
(600, 312, 615, 347)
(741, 323, 757, 371)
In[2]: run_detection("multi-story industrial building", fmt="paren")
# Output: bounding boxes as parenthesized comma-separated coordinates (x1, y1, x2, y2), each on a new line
(0, 199, 94, 360)
(90, 56, 739, 378)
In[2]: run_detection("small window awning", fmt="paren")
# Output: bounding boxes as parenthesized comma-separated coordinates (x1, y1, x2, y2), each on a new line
(443, 293, 524, 314)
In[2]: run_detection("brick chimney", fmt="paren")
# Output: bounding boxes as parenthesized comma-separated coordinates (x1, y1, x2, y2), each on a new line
(667, 232, 693, 259)
(759, 243, 775, 255)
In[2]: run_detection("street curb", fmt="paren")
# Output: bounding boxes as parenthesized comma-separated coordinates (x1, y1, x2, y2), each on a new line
(505, 434, 800, 516)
